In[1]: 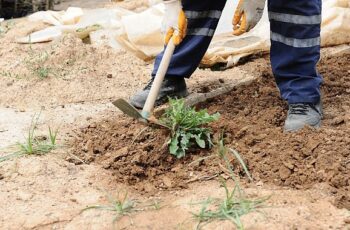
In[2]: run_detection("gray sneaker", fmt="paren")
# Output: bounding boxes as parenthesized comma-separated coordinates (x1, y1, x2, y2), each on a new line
(130, 77, 188, 109)
(284, 101, 323, 132)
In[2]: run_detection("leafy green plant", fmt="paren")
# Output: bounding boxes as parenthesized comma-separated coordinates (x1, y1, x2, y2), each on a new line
(0, 114, 59, 163)
(35, 67, 50, 79)
(161, 98, 220, 158)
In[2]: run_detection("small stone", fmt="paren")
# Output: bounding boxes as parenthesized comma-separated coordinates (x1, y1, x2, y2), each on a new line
(89, 123, 97, 128)
(283, 161, 294, 170)
(279, 166, 292, 180)
(331, 117, 345, 126)
(107, 73, 113, 78)
(144, 183, 155, 193)
(256, 181, 264, 187)
(113, 147, 129, 160)
(85, 140, 93, 153)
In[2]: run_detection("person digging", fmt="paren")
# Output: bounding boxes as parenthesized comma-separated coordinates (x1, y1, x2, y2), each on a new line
(130, 0, 323, 132)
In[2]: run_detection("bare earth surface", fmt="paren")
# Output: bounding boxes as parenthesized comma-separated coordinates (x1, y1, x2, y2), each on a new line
(71, 54, 350, 210)
(0, 1, 350, 229)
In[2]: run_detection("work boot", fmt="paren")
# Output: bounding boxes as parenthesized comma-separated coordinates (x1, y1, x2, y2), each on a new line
(130, 77, 188, 109)
(284, 101, 323, 132)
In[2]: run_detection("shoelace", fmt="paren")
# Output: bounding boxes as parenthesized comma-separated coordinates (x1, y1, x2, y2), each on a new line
(289, 104, 309, 115)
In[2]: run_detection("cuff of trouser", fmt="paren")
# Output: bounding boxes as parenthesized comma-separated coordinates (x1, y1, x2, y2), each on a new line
(151, 72, 189, 78)
(287, 96, 321, 105)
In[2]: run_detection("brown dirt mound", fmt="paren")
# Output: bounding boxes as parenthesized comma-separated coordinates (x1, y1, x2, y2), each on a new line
(71, 119, 220, 192)
(71, 53, 350, 209)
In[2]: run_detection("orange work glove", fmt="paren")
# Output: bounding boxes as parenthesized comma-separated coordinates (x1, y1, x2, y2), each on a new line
(162, 0, 187, 45)
(233, 0, 266, 36)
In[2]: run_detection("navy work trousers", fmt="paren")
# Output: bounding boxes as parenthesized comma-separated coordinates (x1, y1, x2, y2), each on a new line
(152, 0, 323, 104)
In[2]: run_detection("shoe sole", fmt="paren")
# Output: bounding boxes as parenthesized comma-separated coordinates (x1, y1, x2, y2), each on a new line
(284, 120, 321, 132)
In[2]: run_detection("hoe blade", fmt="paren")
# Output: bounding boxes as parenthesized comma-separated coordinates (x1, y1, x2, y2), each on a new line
(112, 99, 144, 120)
(112, 99, 170, 129)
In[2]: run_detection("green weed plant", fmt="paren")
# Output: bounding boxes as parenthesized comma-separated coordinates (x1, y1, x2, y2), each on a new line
(161, 98, 219, 158)
(82, 191, 163, 226)
(192, 136, 268, 229)
(0, 114, 58, 162)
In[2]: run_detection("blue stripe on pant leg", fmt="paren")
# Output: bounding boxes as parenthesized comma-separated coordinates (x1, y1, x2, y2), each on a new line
(269, 0, 323, 104)
(152, 0, 226, 78)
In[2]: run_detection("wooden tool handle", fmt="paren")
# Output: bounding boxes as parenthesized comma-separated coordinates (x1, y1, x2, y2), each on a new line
(142, 39, 176, 118)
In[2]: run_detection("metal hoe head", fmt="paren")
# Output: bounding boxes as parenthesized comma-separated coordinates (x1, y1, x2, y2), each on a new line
(112, 99, 169, 128)
(112, 99, 147, 122)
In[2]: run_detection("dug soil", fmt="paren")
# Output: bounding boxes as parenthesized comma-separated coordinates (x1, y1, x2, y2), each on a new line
(71, 53, 350, 209)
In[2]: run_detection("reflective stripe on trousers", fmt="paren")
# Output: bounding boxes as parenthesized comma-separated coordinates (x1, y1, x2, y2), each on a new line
(268, 0, 322, 104)
(152, 0, 322, 104)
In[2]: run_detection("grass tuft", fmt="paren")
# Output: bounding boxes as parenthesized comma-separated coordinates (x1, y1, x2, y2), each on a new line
(25, 51, 52, 79)
(82, 191, 136, 224)
(82, 191, 163, 226)
(192, 178, 267, 230)
(0, 114, 59, 163)
(191, 134, 268, 229)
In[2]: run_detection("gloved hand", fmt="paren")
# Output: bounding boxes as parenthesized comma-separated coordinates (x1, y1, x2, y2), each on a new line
(232, 0, 266, 36)
(162, 0, 187, 45)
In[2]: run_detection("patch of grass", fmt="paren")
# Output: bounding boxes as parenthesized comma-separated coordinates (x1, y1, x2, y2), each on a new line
(0, 70, 21, 79)
(35, 66, 50, 79)
(0, 114, 59, 163)
(191, 135, 268, 229)
(217, 135, 252, 183)
(161, 98, 220, 158)
(82, 191, 136, 224)
(82, 191, 163, 226)
(25, 51, 53, 79)
(192, 179, 267, 230)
